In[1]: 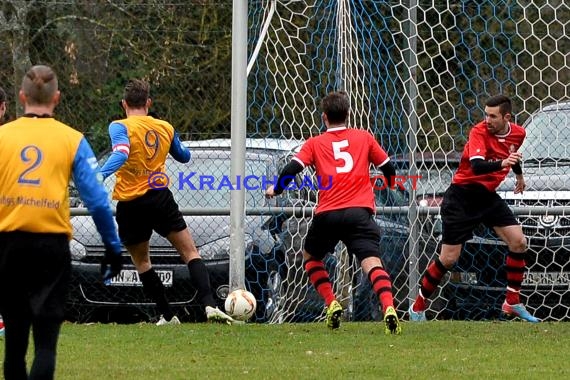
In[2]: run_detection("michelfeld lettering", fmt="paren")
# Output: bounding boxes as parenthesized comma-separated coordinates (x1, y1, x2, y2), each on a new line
(16, 196, 61, 209)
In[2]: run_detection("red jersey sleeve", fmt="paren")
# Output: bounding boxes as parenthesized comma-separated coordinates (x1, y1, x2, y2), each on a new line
(367, 133, 390, 166)
(467, 122, 488, 160)
(294, 138, 315, 167)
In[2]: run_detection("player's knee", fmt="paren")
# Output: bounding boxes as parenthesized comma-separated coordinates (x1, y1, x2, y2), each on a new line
(439, 245, 461, 268)
(360, 256, 383, 273)
(438, 255, 457, 269)
(509, 236, 527, 253)
(180, 249, 200, 264)
(302, 250, 314, 261)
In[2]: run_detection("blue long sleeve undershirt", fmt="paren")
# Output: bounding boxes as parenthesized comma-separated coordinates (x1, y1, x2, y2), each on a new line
(72, 138, 122, 253)
(100, 122, 129, 179)
(169, 132, 191, 163)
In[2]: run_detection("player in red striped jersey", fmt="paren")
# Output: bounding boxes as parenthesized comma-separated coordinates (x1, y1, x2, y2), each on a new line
(409, 94, 538, 323)
(266, 91, 401, 334)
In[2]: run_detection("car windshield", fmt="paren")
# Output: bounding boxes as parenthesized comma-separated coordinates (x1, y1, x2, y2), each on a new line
(375, 185, 409, 207)
(372, 157, 456, 205)
(373, 167, 454, 207)
(522, 108, 570, 163)
(99, 151, 279, 209)
(167, 155, 272, 208)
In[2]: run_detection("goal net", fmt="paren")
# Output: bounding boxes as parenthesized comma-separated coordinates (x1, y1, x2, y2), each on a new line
(246, 0, 570, 323)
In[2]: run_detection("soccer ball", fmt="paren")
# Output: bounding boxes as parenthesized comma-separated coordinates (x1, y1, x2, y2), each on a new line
(224, 289, 257, 321)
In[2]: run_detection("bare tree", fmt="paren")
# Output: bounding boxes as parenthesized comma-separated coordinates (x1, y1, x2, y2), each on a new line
(0, 1, 232, 151)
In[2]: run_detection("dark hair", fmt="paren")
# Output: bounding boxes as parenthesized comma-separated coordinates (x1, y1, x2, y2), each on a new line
(485, 94, 512, 116)
(21, 65, 58, 106)
(0, 86, 6, 103)
(321, 91, 350, 124)
(123, 79, 150, 108)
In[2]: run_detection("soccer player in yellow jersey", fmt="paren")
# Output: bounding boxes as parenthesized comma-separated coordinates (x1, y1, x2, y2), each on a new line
(0, 65, 122, 380)
(100, 79, 235, 325)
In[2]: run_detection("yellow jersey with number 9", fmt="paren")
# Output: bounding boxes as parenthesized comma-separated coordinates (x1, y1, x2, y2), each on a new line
(113, 116, 175, 201)
(0, 117, 83, 236)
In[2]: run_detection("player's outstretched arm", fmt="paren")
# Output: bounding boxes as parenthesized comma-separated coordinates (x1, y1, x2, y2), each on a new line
(100, 122, 129, 179)
(169, 131, 191, 163)
(378, 160, 396, 189)
(72, 138, 123, 281)
(265, 159, 304, 198)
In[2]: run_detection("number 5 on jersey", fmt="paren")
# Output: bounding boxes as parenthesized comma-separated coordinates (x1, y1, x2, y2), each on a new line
(332, 140, 353, 173)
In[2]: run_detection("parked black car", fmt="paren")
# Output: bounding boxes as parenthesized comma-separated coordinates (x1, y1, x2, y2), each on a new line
(446, 101, 570, 321)
(67, 138, 301, 323)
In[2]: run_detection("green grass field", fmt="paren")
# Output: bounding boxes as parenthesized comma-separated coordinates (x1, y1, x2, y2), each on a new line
(1, 320, 569, 379)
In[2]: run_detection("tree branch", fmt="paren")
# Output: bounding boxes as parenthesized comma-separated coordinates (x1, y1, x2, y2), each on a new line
(29, 15, 138, 51)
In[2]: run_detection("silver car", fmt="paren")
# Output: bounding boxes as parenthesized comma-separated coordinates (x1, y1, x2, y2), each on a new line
(67, 138, 302, 323)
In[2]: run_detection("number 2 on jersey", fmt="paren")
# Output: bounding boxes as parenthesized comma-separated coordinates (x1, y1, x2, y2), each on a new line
(18, 145, 43, 185)
(332, 140, 353, 173)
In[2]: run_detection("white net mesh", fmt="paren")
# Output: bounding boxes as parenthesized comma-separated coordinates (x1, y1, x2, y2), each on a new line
(247, 0, 570, 322)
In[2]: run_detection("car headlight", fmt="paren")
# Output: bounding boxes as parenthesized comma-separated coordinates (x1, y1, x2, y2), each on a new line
(70, 239, 87, 261)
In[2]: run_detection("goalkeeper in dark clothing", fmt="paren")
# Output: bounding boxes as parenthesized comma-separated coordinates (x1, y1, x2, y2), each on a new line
(0, 65, 123, 380)
(408, 94, 538, 323)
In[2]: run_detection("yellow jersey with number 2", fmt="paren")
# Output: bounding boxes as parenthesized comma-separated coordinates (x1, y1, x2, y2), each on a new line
(0, 117, 87, 237)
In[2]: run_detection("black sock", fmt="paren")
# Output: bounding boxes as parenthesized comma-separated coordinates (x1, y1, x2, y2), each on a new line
(187, 258, 216, 308)
(3, 313, 32, 380)
(30, 318, 61, 379)
(139, 268, 174, 320)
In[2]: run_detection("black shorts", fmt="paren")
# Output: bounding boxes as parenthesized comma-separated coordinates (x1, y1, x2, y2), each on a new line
(116, 188, 187, 246)
(0, 232, 71, 321)
(441, 184, 518, 245)
(304, 207, 381, 262)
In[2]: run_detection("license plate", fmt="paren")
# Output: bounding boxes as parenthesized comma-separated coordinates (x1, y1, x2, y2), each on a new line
(108, 270, 173, 287)
(523, 271, 570, 286)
